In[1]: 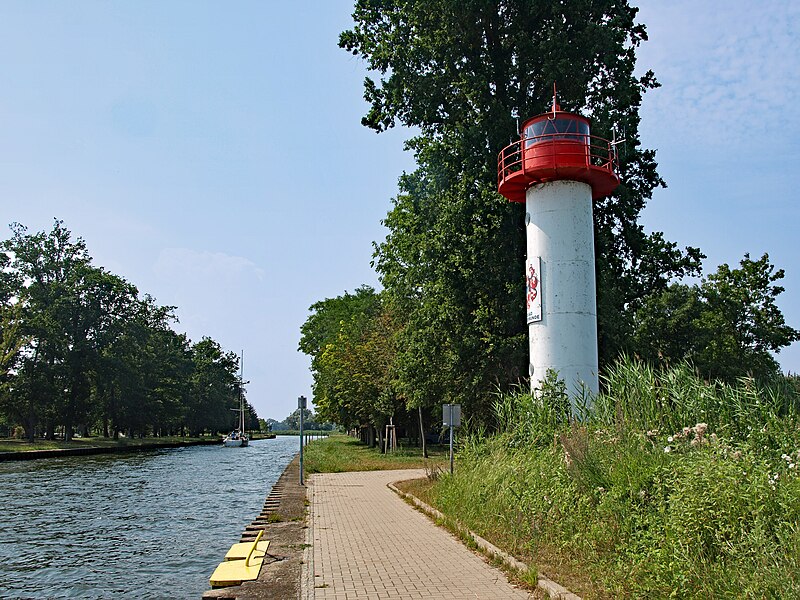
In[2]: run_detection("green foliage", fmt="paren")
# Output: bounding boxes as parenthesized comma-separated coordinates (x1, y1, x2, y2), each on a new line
(493, 370, 571, 448)
(429, 359, 800, 597)
(338, 0, 704, 427)
(634, 253, 800, 383)
(186, 337, 242, 436)
(376, 166, 527, 420)
(0, 220, 255, 440)
(299, 287, 403, 431)
(594, 357, 799, 460)
(303, 433, 447, 474)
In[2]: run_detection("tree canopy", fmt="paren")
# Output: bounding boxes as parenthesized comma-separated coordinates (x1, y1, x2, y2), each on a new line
(339, 0, 703, 418)
(634, 254, 800, 383)
(0, 220, 258, 440)
(299, 286, 401, 431)
(298, 1, 798, 435)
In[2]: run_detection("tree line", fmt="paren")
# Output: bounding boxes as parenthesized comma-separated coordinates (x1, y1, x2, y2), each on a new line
(299, 0, 799, 449)
(266, 408, 336, 432)
(0, 220, 258, 441)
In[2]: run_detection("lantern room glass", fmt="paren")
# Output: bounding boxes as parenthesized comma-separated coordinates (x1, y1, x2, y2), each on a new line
(524, 118, 590, 146)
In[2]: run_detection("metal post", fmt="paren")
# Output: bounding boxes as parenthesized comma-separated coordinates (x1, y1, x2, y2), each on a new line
(298, 395, 306, 486)
(449, 404, 454, 475)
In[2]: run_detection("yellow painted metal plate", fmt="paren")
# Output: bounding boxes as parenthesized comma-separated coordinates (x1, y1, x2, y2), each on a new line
(224, 540, 270, 561)
(209, 556, 264, 588)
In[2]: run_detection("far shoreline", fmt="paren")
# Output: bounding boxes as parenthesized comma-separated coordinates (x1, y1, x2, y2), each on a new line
(0, 437, 224, 462)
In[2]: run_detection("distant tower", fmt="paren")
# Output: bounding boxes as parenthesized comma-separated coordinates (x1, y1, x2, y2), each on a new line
(497, 89, 620, 397)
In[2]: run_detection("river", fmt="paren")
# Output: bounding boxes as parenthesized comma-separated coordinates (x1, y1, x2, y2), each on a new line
(0, 436, 299, 599)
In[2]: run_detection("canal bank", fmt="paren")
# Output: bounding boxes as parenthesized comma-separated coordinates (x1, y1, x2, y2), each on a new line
(0, 438, 222, 461)
(203, 454, 306, 600)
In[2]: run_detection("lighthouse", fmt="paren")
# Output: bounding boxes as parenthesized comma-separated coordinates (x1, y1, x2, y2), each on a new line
(498, 93, 620, 398)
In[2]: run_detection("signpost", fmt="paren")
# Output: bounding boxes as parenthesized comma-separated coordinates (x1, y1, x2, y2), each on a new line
(298, 395, 307, 485)
(442, 404, 461, 475)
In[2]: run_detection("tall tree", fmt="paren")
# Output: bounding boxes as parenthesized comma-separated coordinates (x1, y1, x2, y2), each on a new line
(0, 220, 249, 439)
(1, 220, 94, 440)
(341, 1, 702, 419)
(299, 287, 402, 443)
(299, 286, 382, 425)
(186, 338, 240, 436)
(634, 253, 800, 383)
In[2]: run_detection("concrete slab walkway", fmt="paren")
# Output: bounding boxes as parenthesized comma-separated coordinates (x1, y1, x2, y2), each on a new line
(303, 469, 534, 599)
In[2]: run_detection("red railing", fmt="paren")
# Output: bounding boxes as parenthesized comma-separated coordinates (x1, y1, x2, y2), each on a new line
(497, 133, 618, 187)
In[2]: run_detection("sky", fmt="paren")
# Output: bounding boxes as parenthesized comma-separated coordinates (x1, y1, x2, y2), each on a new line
(1, 1, 798, 420)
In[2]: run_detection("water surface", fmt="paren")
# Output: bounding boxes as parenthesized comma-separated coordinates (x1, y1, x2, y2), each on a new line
(0, 436, 298, 599)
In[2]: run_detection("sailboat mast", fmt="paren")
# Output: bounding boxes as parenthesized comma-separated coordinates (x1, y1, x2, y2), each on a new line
(239, 350, 245, 433)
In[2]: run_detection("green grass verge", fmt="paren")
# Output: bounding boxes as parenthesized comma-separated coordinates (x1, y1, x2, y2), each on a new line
(303, 433, 448, 473)
(431, 431, 800, 599)
(416, 359, 800, 599)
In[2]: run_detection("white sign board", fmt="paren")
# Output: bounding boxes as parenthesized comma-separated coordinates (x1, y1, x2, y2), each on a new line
(526, 257, 542, 324)
(442, 404, 461, 428)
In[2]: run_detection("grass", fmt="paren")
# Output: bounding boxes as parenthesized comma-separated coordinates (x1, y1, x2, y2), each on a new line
(395, 476, 438, 505)
(0, 435, 215, 453)
(395, 475, 548, 598)
(303, 433, 448, 473)
(416, 358, 800, 599)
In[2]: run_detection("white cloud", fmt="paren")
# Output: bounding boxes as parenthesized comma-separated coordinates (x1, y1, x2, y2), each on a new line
(153, 248, 265, 283)
(636, 0, 800, 150)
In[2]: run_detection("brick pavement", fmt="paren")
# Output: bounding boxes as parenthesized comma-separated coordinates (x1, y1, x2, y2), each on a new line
(303, 469, 534, 599)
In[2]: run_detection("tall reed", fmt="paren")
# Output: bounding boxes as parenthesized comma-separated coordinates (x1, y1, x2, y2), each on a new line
(436, 357, 800, 598)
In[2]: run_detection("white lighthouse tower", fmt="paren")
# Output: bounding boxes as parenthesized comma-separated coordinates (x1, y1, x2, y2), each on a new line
(498, 93, 620, 398)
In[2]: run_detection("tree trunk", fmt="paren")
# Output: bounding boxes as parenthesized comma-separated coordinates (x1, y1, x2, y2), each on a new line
(377, 423, 385, 454)
(418, 406, 428, 459)
(26, 415, 35, 443)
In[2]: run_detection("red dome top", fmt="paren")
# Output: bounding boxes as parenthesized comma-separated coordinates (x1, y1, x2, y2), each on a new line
(498, 107, 620, 203)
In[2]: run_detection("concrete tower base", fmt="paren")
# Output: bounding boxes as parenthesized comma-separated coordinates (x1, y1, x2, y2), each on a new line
(526, 179, 599, 398)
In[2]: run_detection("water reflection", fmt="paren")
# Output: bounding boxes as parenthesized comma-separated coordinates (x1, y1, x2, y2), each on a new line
(0, 436, 298, 599)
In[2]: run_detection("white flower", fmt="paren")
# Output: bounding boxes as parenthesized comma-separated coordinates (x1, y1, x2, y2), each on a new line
(789, 463, 796, 470)
(667, 436, 674, 443)
(664, 446, 672, 453)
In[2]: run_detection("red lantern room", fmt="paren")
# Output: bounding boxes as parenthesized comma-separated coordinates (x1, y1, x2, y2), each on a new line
(497, 95, 620, 203)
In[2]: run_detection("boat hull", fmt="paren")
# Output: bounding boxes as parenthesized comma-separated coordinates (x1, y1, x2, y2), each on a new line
(222, 437, 249, 448)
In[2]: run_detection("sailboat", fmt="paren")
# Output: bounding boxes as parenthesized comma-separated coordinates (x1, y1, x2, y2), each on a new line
(223, 352, 249, 448)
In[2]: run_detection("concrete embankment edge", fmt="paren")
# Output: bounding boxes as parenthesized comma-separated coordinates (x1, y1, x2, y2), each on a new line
(0, 439, 221, 462)
(388, 481, 582, 600)
(202, 453, 306, 600)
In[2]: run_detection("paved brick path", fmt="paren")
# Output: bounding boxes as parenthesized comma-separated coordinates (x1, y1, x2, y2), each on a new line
(303, 469, 533, 599)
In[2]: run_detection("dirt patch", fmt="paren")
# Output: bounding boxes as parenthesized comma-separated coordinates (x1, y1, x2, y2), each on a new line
(202, 455, 307, 600)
